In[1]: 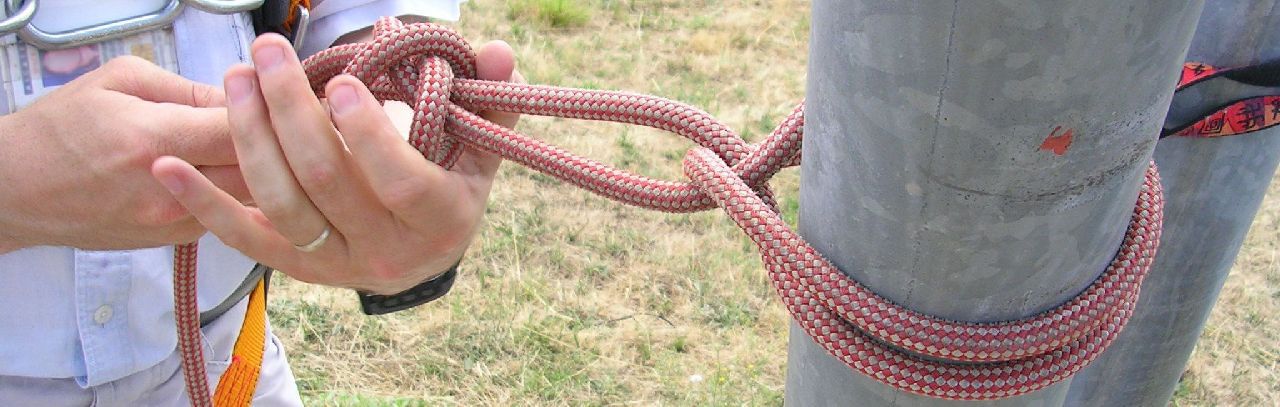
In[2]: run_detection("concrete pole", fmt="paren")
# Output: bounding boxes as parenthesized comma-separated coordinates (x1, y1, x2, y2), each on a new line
(1064, 2, 1280, 405)
(786, 1, 1203, 405)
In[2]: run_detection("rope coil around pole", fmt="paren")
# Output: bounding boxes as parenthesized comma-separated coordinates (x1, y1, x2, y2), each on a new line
(172, 18, 1164, 404)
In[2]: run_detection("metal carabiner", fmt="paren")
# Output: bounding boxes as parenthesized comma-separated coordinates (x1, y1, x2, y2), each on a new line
(182, 0, 262, 15)
(6, 0, 184, 49)
(0, 0, 35, 34)
(290, 4, 307, 52)
(183, 1, 307, 53)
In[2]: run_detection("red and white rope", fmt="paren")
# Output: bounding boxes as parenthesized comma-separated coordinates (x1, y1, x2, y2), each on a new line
(173, 18, 1164, 404)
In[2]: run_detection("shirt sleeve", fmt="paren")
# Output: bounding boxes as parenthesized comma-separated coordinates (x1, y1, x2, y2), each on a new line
(298, 0, 465, 58)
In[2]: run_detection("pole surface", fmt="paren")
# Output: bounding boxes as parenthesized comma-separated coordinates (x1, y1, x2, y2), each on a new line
(787, 1, 1203, 405)
(1065, 2, 1280, 405)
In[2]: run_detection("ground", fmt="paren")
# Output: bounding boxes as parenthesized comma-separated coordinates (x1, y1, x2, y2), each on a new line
(267, 1, 1279, 405)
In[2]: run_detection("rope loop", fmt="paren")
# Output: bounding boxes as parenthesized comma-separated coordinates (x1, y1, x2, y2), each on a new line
(176, 17, 1167, 403)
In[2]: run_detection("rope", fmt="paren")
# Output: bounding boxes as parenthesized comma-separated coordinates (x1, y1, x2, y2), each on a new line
(172, 18, 1165, 404)
(174, 242, 210, 406)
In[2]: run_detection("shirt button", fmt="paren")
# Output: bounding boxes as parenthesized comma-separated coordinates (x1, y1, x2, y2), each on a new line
(93, 305, 113, 325)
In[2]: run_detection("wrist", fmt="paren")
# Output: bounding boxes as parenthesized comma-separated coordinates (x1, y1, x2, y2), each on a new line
(366, 254, 461, 295)
(0, 234, 24, 254)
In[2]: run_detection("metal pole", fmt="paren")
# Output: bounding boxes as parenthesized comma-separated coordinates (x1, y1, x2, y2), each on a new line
(786, 1, 1203, 405)
(1065, 2, 1280, 405)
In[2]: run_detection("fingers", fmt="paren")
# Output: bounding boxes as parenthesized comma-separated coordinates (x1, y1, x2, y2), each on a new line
(474, 40, 518, 128)
(326, 74, 455, 228)
(474, 41, 519, 133)
(457, 70, 523, 181)
(150, 156, 343, 268)
(248, 35, 394, 245)
(150, 105, 236, 165)
(199, 165, 251, 203)
(223, 64, 331, 247)
(454, 40, 522, 181)
(101, 56, 226, 107)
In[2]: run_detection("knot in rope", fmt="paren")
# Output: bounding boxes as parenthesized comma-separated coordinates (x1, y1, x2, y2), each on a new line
(175, 17, 1166, 404)
(302, 18, 799, 212)
(304, 18, 478, 168)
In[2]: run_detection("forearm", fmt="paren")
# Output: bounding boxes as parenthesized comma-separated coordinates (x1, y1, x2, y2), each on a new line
(0, 111, 39, 254)
(0, 115, 16, 254)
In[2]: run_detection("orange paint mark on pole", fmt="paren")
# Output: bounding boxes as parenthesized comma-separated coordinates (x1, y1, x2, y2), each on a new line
(1041, 126, 1074, 156)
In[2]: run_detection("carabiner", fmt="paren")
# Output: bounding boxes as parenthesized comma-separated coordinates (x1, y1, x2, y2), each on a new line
(7, 0, 185, 49)
(182, 0, 263, 15)
(0, 0, 35, 34)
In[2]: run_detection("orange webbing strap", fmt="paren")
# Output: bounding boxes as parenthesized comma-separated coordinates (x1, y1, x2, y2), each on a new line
(281, 0, 312, 32)
(211, 278, 267, 407)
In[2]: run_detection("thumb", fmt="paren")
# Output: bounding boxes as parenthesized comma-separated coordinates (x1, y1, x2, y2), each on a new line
(99, 56, 226, 107)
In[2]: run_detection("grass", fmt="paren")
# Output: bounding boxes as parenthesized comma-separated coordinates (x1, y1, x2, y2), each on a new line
(506, 0, 591, 29)
(265, 1, 1278, 405)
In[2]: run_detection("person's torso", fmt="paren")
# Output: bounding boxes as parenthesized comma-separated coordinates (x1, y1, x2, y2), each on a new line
(0, 0, 256, 386)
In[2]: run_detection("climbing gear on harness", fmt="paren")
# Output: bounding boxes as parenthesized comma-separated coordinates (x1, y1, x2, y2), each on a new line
(0, 0, 262, 49)
(0, 0, 34, 33)
(199, 264, 270, 327)
(250, 0, 308, 52)
(185, 0, 266, 15)
(171, 18, 1172, 402)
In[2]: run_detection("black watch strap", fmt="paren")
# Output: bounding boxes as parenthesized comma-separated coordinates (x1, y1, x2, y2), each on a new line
(358, 261, 460, 315)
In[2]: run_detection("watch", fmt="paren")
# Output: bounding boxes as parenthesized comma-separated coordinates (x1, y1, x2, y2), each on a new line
(358, 260, 460, 315)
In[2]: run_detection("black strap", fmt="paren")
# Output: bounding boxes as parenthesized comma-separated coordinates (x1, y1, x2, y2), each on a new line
(1220, 59, 1280, 88)
(358, 261, 460, 315)
(198, 263, 271, 327)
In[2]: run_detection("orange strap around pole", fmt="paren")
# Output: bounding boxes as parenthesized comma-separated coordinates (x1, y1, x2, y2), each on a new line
(211, 278, 267, 407)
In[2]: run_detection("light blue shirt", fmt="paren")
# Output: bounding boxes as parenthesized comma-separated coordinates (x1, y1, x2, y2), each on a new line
(0, 0, 461, 387)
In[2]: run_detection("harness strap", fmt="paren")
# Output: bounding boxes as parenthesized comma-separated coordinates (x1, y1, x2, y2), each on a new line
(1164, 61, 1280, 138)
(210, 278, 268, 407)
(200, 264, 270, 327)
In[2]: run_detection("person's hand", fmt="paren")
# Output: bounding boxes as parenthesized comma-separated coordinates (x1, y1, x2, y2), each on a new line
(0, 56, 246, 253)
(151, 34, 521, 295)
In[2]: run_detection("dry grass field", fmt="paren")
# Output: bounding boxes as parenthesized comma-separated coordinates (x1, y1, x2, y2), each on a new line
(267, 1, 1279, 405)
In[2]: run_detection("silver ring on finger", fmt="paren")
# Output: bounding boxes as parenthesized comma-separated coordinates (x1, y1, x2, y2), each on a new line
(294, 225, 332, 252)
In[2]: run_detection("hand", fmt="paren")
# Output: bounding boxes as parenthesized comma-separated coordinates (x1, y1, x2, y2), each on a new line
(0, 56, 247, 253)
(151, 34, 522, 294)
